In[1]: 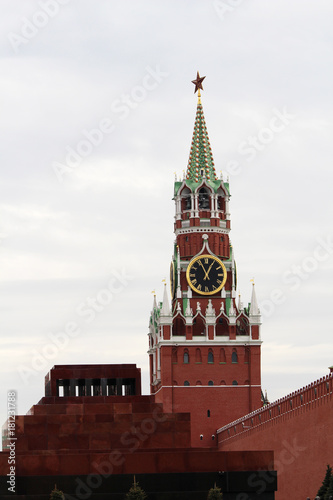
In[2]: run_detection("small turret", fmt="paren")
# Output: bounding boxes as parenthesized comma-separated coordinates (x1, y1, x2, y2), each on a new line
(249, 282, 260, 317)
(160, 284, 171, 317)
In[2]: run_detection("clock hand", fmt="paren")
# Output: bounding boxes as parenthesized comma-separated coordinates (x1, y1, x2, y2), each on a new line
(198, 260, 210, 280)
(204, 261, 214, 280)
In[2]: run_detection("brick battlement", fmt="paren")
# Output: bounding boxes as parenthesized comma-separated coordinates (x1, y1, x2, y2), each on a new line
(217, 372, 333, 445)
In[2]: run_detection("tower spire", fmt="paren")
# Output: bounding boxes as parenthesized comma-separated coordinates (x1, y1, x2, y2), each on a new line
(187, 72, 217, 183)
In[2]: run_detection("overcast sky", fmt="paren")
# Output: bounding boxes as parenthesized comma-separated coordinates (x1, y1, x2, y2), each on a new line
(1, 0, 333, 430)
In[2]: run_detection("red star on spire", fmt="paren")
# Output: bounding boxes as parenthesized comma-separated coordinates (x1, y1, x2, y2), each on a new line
(192, 71, 206, 93)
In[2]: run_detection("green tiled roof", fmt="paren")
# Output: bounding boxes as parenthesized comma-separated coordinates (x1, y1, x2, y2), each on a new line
(186, 98, 217, 183)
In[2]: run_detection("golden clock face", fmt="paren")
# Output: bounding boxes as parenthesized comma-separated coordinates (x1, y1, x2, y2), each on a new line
(186, 254, 227, 295)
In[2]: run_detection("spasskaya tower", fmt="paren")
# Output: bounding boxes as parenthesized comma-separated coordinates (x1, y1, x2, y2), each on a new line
(148, 73, 263, 447)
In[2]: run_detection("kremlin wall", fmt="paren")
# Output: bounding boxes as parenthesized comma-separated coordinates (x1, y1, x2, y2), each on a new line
(218, 371, 333, 499)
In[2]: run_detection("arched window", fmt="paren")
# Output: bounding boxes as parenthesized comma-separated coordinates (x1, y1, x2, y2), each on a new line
(208, 350, 214, 363)
(183, 350, 189, 364)
(232, 380, 238, 386)
(185, 195, 191, 210)
(196, 380, 202, 385)
(193, 315, 205, 336)
(195, 348, 202, 363)
(217, 188, 225, 211)
(236, 317, 249, 336)
(198, 187, 210, 209)
(220, 380, 226, 385)
(244, 348, 249, 364)
(184, 380, 190, 386)
(208, 380, 214, 386)
(181, 187, 192, 211)
(216, 317, 229, 336)
(207, 410, 211, 418)
(173, 316, 186, 336)
(232, 350, 238, 363)
(219, 348, 226, 363)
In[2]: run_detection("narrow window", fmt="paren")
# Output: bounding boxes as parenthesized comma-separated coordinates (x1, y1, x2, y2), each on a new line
(219, 348, 226, 363)
(232, 350, 238, 363)
(185, 195, 191, 210)
(207, 410, 211, 418)
(195, 348, 202, 363)
(208, 350, 214, 363)
(183, 351, 189, 364)
(198, 187, 210, 209)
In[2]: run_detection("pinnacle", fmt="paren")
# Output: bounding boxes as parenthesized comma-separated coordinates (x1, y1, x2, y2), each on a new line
(249, 283, 260, 316)
(160, 284, 171, 316)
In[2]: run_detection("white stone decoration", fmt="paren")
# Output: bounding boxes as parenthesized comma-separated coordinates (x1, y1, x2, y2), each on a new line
(205, 299, 215, 317)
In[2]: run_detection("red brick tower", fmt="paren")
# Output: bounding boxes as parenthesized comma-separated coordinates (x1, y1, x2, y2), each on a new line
(148, 74, 263, 447)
